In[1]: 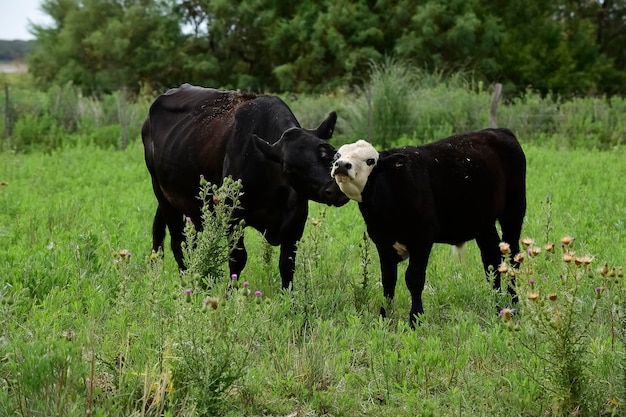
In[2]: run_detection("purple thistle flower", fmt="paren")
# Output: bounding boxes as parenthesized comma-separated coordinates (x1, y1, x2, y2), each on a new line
(186, 216, 192, 223)
(243, 281, 249, 288)
(255, 290, 262, 296)
(203, 298, 209, 306)
(595, 286, 603, 298)
(231, 273, 238, 280)
(529, 279, 535, 285)
(185, 288, 191, 295)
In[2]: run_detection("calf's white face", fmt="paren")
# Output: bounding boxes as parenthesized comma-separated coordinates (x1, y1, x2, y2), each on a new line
(330, 140, 379, 202)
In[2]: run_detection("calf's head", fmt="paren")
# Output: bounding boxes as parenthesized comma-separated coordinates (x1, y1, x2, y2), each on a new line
(331, 140, 379, 202)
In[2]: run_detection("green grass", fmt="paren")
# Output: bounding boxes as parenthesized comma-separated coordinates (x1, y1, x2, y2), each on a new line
(0, 140, 625, 416)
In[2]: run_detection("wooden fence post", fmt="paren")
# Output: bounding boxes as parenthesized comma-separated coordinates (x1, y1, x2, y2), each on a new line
(489, 83, 502, 129)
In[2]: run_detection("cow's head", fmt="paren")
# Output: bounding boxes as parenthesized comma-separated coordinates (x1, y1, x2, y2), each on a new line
(330, 140, 379, 202)
(253, 113, 349, 207)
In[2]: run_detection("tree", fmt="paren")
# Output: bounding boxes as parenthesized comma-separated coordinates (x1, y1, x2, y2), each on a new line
(393, 0, 503, 77)
(23, 0, 626, 97)
(483, 0, 625, 96)
(28, 0, 185, 94)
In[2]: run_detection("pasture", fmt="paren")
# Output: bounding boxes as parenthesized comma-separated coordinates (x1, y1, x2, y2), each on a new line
(0, 139, 625, 416)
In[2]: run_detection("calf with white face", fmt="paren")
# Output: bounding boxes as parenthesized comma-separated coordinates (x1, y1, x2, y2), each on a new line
(331, 140, 379, 202)
(331, 129, 527, 327)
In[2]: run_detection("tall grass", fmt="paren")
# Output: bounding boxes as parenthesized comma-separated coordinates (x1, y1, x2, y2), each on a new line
(3, 64, 625, 153)
(331, 61, 626, 149)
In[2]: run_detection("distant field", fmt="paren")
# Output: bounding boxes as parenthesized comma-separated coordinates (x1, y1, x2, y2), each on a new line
(0, 61, 27, 73)
(0, 140, 625, 416)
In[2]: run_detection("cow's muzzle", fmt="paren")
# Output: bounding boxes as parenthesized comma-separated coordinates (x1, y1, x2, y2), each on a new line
(322, 180, 349, 206)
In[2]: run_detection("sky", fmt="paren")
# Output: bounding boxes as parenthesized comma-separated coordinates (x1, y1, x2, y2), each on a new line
(0, 0, 52, 40)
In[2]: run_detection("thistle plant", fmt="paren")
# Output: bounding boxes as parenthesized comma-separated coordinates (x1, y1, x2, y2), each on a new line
(170, 177, 261, 415)
(181, 176, 245, 289)
(353, 231, 373, 312)
(501, 234, 624, 416)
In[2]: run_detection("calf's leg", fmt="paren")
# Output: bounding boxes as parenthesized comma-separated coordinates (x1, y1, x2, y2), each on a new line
(476, 224, 506, 292)
(404, 243, 432, 328)
(376, 246, 401, 319)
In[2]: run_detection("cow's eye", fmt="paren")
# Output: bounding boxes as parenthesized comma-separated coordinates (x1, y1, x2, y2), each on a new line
(319, 145, 335, 161)
(366, 158, 376, 166)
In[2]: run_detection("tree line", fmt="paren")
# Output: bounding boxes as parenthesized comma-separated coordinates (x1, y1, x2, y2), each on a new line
(26, 0, 626, 97)
(0, 40, 33, 62)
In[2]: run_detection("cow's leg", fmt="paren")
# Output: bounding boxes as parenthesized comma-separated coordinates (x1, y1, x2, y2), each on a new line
(278, 240, 297, 290)
(405, 243, 432, 328)
(152, 205, 167, 254)
(278, 204, 308, 290)
(229, 235, 247, 279)
(376, 245, 401, 320)
(167, 215, 186, 270)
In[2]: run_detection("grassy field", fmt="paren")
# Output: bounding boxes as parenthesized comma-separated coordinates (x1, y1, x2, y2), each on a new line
(0, 139, 625, 416)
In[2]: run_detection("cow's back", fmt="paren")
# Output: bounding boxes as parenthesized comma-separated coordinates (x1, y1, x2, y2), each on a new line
(142, 85, 258, 215)
(424, 128, 526, 242)
(362, 128, 526, 245)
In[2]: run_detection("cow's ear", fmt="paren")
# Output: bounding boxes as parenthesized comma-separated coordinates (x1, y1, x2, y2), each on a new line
(310, 111, 337, 140)
(252, 134, 282, 163)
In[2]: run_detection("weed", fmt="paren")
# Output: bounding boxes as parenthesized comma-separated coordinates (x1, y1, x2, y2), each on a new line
(502, 235, 625, 416)
(181, 176, 244, 289)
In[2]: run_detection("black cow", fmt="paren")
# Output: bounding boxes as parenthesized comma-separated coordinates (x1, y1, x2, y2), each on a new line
(331, 128, 527, 327)
(142, 84, 348, 289)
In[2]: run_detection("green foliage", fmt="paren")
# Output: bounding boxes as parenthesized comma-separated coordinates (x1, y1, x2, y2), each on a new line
(20, 0, 626, 97)
(1, 79, 149, 152)
(181, 177, 245, 288)
(339, 61, 489, 147)
(29, 0, 185, 93)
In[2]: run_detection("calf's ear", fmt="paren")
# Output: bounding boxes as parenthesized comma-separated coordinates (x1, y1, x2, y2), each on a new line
(382, 153, 411, 168)
(309, 111, 337, 140)
(252, 134, 282, 163)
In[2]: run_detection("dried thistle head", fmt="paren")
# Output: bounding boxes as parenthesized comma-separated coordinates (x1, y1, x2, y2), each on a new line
(499, 242, 511, 254)
(562, 251, 575, 263)
(574, 254, 593, 266)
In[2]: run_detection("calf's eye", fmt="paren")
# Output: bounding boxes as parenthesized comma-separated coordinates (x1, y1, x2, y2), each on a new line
(366, 158, 376, 166)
